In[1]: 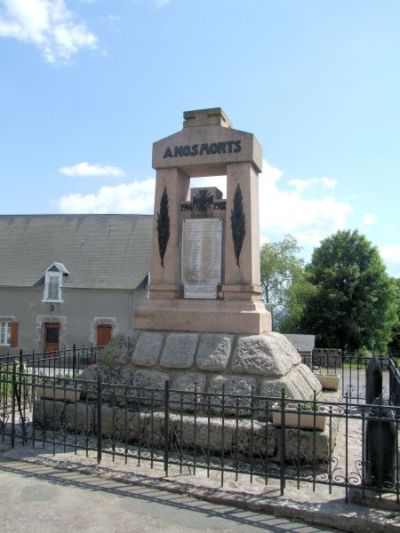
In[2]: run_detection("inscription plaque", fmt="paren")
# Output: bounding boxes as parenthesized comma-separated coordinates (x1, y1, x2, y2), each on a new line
(181, 219, 222, 299)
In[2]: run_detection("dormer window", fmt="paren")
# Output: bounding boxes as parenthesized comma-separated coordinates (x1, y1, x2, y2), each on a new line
(42, 262, 69, 303)
(45, 272, 62, 301)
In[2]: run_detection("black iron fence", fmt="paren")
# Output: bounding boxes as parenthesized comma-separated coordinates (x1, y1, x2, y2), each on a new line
(301, 353, 398, 403)
(0, 364, 399, 504)
(0, 345, 101, 378)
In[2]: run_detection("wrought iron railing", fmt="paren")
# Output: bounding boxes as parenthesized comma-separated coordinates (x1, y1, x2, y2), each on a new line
(0, 365, 399, 504)
(0, 345, 101, 378)
(301, 353, 397, 403)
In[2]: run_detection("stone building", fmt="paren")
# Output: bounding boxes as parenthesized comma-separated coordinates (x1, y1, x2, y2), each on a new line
(0, 214, 152, 354)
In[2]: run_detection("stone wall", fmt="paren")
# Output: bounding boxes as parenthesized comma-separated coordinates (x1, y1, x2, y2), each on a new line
(80, 331, 322, 412)
(33, 397, 339, 463)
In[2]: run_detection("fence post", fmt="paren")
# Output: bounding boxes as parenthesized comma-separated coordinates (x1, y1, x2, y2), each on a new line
(366, 397, 396, 489)
(280, 388, 286, 496)
(18, 349, 23, 402)
(11, 362, 16, 448)
(97, 372, 102, 464)
(366, 357, 383, 405)
(164, 380, 169, 476)
(72, 344, 76, 379)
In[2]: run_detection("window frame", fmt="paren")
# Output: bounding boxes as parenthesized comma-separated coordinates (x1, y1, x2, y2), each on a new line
(0, 319, 12, 346)
(43, 271, 64, 303)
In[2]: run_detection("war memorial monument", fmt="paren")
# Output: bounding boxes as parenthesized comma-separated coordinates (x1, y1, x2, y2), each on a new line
(36, 108, 330, 463)
(98, 108, 321, 405)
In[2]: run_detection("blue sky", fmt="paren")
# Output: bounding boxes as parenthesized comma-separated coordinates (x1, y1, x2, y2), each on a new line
(1, 0, 399, 276)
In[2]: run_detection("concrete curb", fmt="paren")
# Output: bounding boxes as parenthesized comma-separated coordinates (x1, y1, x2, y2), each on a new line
(2, 451, 399, 533)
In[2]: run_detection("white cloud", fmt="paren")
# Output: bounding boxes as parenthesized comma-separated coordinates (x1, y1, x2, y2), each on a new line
(362, 213, 377, 226)
(0, 0, 97, 63)
(260, 161, 350, 246)
(155, 0, 171, 7)
(320, 177, 337, 189)
(379, 245, 400, 277)
(59, 162, 126, 178)
(57, 177, 155, 213)
(289, 177, 337, 193)
(104, 14, 120, 24)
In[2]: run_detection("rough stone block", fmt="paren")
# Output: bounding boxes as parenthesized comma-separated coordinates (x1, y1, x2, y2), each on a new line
(170, 372, 206, 409)
(79, 366, 134, 402)
(295, 363, 322, 396)
(64, 402, 95, 432)
(97, 333, 138, 366)
(132, 332, 164, 367)
(172, 415, 236, 452)
(94, 404, 139, 441)
(235, 419, 276, 457)
(196, 334, 233, 371)
(132, 369, 170, 405)
(160, 333, 198, 369)
(231, 333, 300, 378)
(33, 399, 65, 428)
(133, 368, 169, 389)
(259, 366, 321, 401)
(169, 414, 277, 458)
(208, 375, 257, 415)
(275, 415, 340, 463)
(259, 375, 296, 400)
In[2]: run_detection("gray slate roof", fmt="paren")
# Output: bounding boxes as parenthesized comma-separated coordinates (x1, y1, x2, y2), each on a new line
(284, 334, 315, 353)
(0, 215, 153, 290)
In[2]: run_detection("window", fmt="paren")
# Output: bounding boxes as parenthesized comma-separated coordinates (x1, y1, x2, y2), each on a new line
(0, 320, 11, 346)
(44, 272, 62, 302)
(0, 320, 18, 347)
(42, 262, 69, 303)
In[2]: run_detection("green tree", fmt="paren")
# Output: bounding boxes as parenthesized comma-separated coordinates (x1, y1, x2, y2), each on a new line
(279, 273, 317, 333)
(260, 235, 309, 329)
(299, 230, 399, 353)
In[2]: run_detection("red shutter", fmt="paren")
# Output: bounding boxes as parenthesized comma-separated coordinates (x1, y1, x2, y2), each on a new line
(10, 321, 19, 348)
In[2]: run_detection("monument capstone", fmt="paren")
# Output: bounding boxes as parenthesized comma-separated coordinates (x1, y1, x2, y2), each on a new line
(93, 108, 321, 404)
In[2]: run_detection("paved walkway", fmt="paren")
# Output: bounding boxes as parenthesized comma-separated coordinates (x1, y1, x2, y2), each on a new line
(0, 458, 333, 533)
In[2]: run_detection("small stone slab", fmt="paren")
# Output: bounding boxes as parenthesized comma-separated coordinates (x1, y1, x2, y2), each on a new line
(196, 334, 233, 371)
(160, 333, 198, 369)
(132, 332, 164, 367)
(231, 332, 300, 377)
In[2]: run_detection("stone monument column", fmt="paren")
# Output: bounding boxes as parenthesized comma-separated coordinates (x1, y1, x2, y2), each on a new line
(223, 162, 261, 301)
(148, 167, 190, 300)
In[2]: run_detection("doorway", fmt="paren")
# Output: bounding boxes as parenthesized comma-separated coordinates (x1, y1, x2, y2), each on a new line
(96, 324, 112, 347)
(44, 322, 60, 355)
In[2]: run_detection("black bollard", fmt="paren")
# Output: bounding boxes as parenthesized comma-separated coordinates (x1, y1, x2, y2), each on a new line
(366, 357, 382, 405)
(365, 398, 396, 488)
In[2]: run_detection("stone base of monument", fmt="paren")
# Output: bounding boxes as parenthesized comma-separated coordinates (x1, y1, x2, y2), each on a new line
(33, 390, 341, 465)
(134, 299, 271, 335)
(33, 331, 341, 465)
(87, 330, 322, 402)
